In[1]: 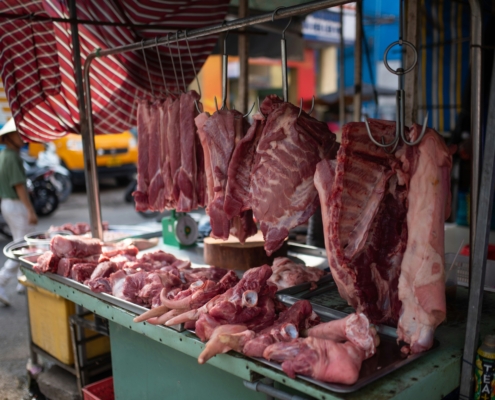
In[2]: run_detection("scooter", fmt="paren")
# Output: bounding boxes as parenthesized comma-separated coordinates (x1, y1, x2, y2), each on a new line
(21, 144, 72, 202)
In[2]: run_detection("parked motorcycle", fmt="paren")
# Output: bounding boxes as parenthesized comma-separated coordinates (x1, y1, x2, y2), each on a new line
(21, 144, 72, 202)
(24, 161, 59, 217)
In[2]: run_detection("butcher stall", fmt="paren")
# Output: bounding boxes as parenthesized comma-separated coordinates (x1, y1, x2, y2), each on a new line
(1, 0, 494, 399)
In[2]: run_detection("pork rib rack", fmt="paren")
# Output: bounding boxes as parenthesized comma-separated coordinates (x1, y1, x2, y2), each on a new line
(250, 95, 337, 256)
(315, 119, 452, 353)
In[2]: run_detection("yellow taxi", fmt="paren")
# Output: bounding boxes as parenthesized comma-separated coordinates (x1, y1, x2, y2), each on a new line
(29, 131, 138, 185)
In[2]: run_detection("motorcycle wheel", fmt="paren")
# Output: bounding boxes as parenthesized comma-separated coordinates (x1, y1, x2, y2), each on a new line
(31, 181, 59, 217)
(54, 173, 73, 203)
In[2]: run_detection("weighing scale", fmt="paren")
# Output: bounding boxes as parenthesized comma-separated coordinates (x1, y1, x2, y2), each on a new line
(162, 210, 198, 248)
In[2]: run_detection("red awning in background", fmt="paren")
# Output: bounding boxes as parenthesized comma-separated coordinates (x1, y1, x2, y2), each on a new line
(0, 0, 229, 141)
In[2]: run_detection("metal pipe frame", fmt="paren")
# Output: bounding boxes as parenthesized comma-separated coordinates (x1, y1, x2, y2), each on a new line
(79, 1, 485, 394)
(82, 0, 351, 237)
(460, 0, 485, 395)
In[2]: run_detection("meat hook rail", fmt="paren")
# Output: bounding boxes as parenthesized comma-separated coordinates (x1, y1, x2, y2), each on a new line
(364, 0, 428, 152)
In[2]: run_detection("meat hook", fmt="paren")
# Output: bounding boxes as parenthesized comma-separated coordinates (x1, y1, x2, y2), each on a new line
(167, 32, 181, 95)
(175, 31, 188, 93)
(272, 7, 292, 103)
(141, 40, 155, 99)
(256, 96, 267, 119)
(243, 101, 256, 118)
(155, 37, 170, 97)
(297, 96, 316, 118)
(184, 30, 203, 114)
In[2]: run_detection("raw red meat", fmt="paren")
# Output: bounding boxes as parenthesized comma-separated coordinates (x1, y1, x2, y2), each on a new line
(194, 109, 250, 239)
(268, 257, 326, 290)
(57, 256, 99, 277)
(71, 263, 98, 283)
(48, 222, 91, 235)
(167, 97, 181, 203)
(159, 97, 174, 209)
(133, 99, 151, 210)
(250, 95, 337, 255)
(180, 266, 230, 283)
(195, 125, 207, 208)
(89, 261, 117, 280)
(314, 119, 406, 325)
(50, 235, 102, 258)
(147, 100, 163, 210)
(34, 251, 60, 274)
(396, 124, 452, 353)
(229, 211, 258, 244)
(177, 91, 201, 212)
(195, 112, 215, 209)
(224, 113, 265, 219)
(102, 245, 138, 258)
(110, 270, 147, 304)
(88, 278, 112, 293)
(141, 250, 178, 266)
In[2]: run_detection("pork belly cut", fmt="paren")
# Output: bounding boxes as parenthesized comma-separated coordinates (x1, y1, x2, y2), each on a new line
(396, 124, 452, 353)
(195, 109, 250, 239)
(176, 91, 201, 212)
(166, 97, 181, 204)
(315, 120, 406, 325)
(50, 235, 102, 258)
(268, 257, 326, 290)
(147, 100, 163, 211)
(133, 99, 150, 210)
(250, 95, 337, 255)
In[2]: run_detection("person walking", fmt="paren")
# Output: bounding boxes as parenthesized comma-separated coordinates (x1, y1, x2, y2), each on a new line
(0, 118, 37, 306)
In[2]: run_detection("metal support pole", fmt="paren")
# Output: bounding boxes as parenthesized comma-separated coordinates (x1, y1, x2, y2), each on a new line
(468, 0, 482, 279)
(243, 381, 308, 400)
(339, 6, 346, 129)
(404, 0, 419, 126)
(353, 0, 362, 121)
(238, 0, 249, 114)
(459, 30, 495, 398)
(69, 0, 103, 239)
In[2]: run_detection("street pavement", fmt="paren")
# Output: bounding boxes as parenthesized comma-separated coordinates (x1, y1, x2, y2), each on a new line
(0, 181, 156, 399)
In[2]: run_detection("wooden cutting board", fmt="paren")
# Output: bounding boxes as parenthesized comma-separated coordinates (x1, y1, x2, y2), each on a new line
(203, 231, 288, 271)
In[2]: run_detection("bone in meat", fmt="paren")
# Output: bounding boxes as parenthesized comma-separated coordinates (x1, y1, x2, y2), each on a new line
(314, 119, 407, 325)
(250, 95, 337, 255)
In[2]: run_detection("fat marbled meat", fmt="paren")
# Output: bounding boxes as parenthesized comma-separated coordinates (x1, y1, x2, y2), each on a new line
(133, 99, 151, 211)
(194, 109, 253, 240)
(315, 119, 452, 353)
(250, 95, 337, 255)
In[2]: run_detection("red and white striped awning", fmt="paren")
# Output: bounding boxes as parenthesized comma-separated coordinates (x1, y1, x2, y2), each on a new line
(0, 0, 229, 141)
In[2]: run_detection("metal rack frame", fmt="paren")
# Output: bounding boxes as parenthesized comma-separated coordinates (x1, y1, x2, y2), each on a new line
(71, 0, 484, 397)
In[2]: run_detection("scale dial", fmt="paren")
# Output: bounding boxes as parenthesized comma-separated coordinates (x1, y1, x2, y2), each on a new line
(174, 214, 198, 246)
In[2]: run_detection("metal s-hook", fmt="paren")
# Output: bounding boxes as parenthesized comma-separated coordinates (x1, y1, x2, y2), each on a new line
(243, 101, 256, 118)
(257, 96, 267, 119)
(141, 40, 155, 98)
(184, 30, 202, 99)
(155, 37, 169, 97)
(167, 32, 180, 95)
(365, 117, 400, 152)
(401, 112, 429, 146)
(176, 31, 187, 93)
(272, 7, 291, 103)
(297, 96, 316, 118)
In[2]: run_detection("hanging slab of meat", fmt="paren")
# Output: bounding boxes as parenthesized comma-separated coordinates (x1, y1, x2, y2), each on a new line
(34, 251, 60, 274)
(224, 113, 265, 219)
(250, 95, 337, 256)
(196, 124, 207, 208)
(176, 91, 201, 212)
(195, 112, 215, 210)
(314, 119, 406, 325)
(195, 109, 250, 239)
(50, 235, 102, 258)
(159, 97, 174, 210)
(167, 97, 182, 203)
(229, 210, 258, 244)
(133, 99, 151, 211)
(268, 257, 326, 290)
(395, 124, 452, 353)
(147, 100, 163, 211)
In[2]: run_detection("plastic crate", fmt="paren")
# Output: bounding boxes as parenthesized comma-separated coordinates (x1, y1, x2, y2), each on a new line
(24, 280, 110, 365)
(82, 377, 114, 400)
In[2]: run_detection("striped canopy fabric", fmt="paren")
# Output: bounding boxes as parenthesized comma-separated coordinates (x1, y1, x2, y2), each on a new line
(0, 0, 229, 141)
(417, 0, 470, 134)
